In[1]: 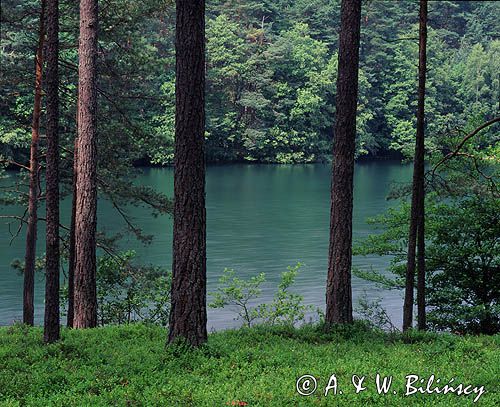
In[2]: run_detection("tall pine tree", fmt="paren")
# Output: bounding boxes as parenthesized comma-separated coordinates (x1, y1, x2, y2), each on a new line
(168, 0, 208, 346)
(73, 0, 99, 328)
(326, 0, 362, 325)
(23, 0, 46, 326)
(44, 0, 61, 342)
(403, 0, 427, 332)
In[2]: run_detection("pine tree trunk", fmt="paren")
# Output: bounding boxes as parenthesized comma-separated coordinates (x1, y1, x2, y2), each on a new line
(44, 0, 60, 343)
(417, 197, 426, 330)
(23, 0, 46, 326)
(67, 138, 77, 328)
(73, 0, 98, 329)
(168, 0, 207, 347)
(404, 0, 427, 332)
(403, 203, 417, 330)
(416, 0, 427, 331)
(325, 0, 361, 326)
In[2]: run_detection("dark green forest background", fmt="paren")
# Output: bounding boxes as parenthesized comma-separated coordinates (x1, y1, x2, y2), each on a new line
(1, 0, 498, 166)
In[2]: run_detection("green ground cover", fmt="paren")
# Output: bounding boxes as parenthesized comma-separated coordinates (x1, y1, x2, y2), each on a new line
(0, 323, 498, 406)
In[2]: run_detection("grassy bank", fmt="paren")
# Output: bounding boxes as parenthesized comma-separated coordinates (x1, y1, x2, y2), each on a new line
(0, 323, 498, 406)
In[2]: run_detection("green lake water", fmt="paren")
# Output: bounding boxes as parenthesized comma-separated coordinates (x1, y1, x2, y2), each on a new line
(0, 161, 412, 329)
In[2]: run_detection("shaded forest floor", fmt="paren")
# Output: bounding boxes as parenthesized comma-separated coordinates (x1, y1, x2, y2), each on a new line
(0, 323, 498, 406)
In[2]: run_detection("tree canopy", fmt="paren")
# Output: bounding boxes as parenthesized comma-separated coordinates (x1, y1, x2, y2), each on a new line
(1, 0, 498, 166)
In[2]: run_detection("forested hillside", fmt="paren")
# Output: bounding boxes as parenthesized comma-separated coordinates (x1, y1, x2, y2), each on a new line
(1, 0, 498, 164)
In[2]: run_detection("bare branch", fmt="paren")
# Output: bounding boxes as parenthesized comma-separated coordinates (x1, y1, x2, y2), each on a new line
(431, 117, 500, 176)
(7, 160, 31, 171)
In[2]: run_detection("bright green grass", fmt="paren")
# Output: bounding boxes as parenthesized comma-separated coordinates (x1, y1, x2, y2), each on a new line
(0, 323, 498, 406)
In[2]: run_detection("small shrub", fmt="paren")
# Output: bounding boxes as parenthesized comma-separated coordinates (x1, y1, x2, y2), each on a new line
(355, 292, 400, 333)
(60, 251, 171, 326)
(257, 263, 314, 326)
(209, 268, 265, 327)
(209, 263, 314, 328)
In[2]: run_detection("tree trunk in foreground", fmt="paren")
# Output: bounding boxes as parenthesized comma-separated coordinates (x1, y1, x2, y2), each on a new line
(44, 0, 60, 343)
(67, 138, 77, 328)
(325, 0, 361, 326)
(168, 0, 207, 346)
(403, 0, 427, 332)
(73, 0, 98, 329)
(416, 0, 428, 331)
(417, 199, 425, 330)
(23, 0, 46, 326)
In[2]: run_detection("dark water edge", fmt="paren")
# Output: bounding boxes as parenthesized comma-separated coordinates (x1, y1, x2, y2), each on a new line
(1, 161, 412, 330)
(131, 150, 405, 168)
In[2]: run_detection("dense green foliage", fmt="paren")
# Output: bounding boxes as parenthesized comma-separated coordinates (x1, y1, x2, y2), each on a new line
(354, 194, 500, 334)
(1, 0, 499, 165)
(59, 251, 171, 326)
(353, 89, 499, 335)
(155, 0, 500, 163)
(1, 323, 498, 405)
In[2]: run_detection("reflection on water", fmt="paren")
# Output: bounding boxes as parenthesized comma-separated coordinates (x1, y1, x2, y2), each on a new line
(0, 161, 411, 330)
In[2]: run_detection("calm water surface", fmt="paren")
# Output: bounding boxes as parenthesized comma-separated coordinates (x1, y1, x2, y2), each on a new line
(0, 161, 411, 330)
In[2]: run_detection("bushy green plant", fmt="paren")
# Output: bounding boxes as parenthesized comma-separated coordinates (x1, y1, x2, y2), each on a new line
(210, 263, 314, 327)
(257, 263, 315, 326)
(355, 292, 400, 333)
(61, 251, 171, 326)
(209, 268, 266, 327)
(354, 194, 499, 334)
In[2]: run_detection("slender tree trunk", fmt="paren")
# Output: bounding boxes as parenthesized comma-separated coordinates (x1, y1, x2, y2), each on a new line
(403, 0, 427, 332)
(168, 0, 207, 346)
(325, 0, 361, 326)
(416, 0, 427, 331)
(403, 206, 417, 330)
(67, 138, 77, 328)
(417, 199, 425, 330)
(23, 0, 46, 326)
(73, 0, 98, 329)
(44, 0, 60, 343)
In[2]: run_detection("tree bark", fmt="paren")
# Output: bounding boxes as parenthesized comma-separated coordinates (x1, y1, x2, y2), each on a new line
(417, 197, 425, 330)
(403, 0, 427, 332)
(67, 138, 77, 328)
(73, 0, 98, 329)
(44, 0, 60, 343)
(325, 0, 361, 326)
(416, 0, 428, 331)
(168, 0, 207, 346)
(23, 0, 46, 326)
